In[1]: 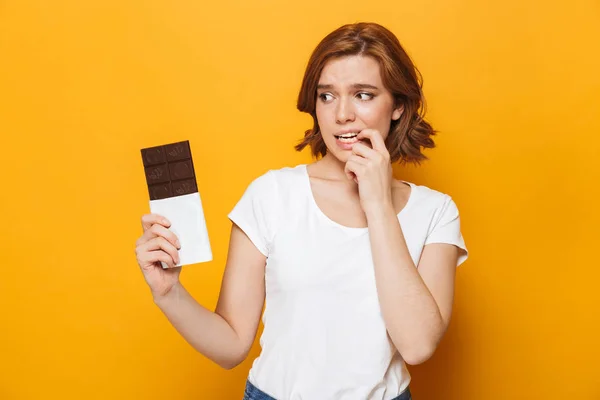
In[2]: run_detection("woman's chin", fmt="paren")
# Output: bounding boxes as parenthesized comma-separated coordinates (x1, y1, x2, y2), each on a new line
(325, 148, 352, 164)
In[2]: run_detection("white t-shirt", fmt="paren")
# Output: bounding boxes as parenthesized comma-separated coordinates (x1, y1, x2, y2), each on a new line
(228, 164, 468, 400)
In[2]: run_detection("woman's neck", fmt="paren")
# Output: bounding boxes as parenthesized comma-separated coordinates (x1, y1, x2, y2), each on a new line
(310, 153, 354, 182)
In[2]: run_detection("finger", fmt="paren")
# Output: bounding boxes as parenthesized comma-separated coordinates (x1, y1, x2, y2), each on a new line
(139, 237, 180, 265)
(140, 250, 176, 270)
(351, 142, 378, 159)
(345, 169, 358, 184)
(348, 154, 368, 165)
(148, 224, 181, 249)
(136, 223, 180, 249)
(344, 157, 365, 181)
(141, 213, 171, 232)
(136, 227, 158, 247)
(357, 129, 387, 154)
(344, 159, 355, 181)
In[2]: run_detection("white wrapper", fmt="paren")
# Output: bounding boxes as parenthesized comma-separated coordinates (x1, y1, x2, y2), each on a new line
(149, 192, 212, 268)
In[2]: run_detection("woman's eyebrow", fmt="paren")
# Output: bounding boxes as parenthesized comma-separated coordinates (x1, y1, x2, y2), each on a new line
(317, 83, 379, 90)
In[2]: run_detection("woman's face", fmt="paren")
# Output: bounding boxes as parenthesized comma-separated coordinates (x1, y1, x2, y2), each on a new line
(316, 55, 403, 163)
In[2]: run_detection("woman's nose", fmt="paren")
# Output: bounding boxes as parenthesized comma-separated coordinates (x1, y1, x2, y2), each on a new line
(335, 97, 355, 124)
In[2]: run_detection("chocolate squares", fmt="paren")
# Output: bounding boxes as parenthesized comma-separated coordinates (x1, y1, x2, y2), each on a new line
(141, 140, 198, 200)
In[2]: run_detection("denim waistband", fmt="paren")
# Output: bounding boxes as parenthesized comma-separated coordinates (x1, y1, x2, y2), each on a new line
(242, 379, 412, 400)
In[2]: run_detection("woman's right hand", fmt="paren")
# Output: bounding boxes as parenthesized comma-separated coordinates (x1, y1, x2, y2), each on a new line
(135, 213, 182, 299)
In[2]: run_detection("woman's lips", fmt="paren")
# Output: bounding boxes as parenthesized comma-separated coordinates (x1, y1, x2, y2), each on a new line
(335, 136, 359, 150)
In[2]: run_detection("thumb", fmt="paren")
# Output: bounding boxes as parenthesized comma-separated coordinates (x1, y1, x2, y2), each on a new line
(344, 163, 355, 181)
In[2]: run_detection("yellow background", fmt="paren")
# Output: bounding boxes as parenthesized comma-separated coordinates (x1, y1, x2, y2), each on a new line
(1, 0, 599, 399)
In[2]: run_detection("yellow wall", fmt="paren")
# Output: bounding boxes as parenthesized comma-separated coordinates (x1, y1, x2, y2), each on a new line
(1, 1, 599, 399)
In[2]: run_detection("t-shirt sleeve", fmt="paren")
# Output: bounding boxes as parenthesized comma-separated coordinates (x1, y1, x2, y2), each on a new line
(227, 170, 279, 257)
(424, 195, 469, 267)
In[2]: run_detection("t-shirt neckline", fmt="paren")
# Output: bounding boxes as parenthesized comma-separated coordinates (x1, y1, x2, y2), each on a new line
(300, 164, 416, 231)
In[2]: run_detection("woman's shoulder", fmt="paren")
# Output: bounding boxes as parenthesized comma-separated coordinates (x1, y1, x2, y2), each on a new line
(245, 164, 306, 197)
(401, 179, 455, 212)
(257, 164, 307, 186)
(268, 163, 307, 177)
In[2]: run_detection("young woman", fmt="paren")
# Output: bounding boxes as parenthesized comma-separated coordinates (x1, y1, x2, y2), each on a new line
(135, 22, 469, 400)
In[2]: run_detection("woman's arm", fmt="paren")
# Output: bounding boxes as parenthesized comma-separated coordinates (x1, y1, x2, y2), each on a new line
(344, 129, 458, 365)
(365, 205, 458, 365)
(154, 223, 266, 369)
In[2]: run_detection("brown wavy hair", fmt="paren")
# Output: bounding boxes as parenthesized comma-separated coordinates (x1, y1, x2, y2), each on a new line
(295, 22, 436, 165)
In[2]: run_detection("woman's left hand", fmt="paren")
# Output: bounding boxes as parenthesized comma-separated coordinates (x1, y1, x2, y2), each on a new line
(344, 129, 394, 214)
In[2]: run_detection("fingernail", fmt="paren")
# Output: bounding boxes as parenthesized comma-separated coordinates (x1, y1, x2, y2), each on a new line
(163, 218, 170, 226)
(176, 240, 181, 249)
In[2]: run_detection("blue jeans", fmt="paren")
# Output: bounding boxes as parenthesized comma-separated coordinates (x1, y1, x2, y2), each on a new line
(242, 379, 412, 400)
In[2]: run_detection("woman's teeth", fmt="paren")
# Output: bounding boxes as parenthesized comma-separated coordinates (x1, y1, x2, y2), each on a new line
(335, 133, 359, 143)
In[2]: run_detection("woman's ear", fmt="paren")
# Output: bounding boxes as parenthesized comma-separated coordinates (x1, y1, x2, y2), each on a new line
(392, 104, 404, 121)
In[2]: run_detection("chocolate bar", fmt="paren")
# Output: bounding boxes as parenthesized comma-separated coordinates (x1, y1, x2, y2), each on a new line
(140, 139, 213, 267)
(141, 141, 198, 200)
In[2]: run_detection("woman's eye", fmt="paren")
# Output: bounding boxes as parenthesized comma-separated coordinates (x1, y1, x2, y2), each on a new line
(319, 93, 333, 102)
(357, 92, 374, 101)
